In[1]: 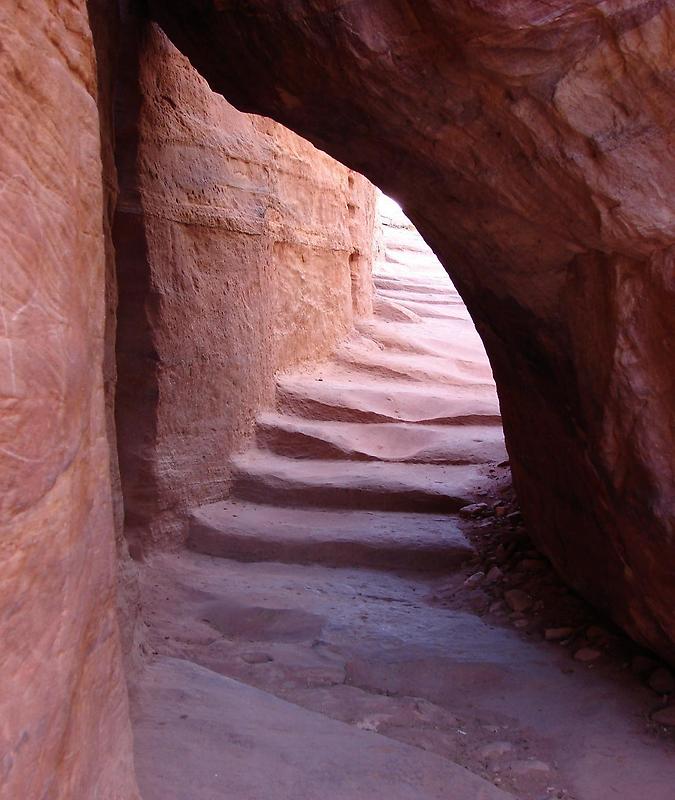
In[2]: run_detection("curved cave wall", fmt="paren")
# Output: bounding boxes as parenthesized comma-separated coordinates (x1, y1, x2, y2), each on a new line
(114, 23, 377, 553)
(147, 1, 675, 660)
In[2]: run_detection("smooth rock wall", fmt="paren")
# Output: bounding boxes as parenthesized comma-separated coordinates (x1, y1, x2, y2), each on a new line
(147, 1, 675, 661)
(0, 2, 139, 797)
(114, 24, 376, 553)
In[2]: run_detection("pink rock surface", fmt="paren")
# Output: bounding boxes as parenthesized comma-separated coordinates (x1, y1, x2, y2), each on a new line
(2, 3, 674, 798)
(256, 413, 506, 464)
(150, 1, 675, 661)
(114, 25, 377, 552)
(2, 14, 382, 797)
(0, 3, 138, 798)
(230, 449, 486, 512)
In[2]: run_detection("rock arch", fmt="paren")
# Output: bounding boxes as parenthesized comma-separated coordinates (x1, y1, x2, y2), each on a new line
(146, 0, 675, 658)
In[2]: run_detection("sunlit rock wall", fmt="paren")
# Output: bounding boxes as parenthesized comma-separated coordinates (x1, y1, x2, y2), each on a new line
(114, 24, 376, 553)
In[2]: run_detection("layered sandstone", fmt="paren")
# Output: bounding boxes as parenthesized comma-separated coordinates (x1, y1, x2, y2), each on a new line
(1, 3, 674, 798)
(0, 3, 138, 798)
(150, 0, 675, 662)
(114, 24, 376, 553)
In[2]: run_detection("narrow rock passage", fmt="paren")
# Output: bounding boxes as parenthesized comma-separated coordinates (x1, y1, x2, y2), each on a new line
(132, 208, 675, 800)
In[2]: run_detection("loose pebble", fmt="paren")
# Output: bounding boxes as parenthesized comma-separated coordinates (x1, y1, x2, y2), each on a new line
(464, 571, 485, 589)
(648, 667, 675, 695)
(459, 503, 489, 518)
(356, 716, 382, 732)
(486, 566, 503, 583)
(544, 627, 575, 642)
(504, 589, 533, 613)
(651, 706, 675, 727)
(574, 647, 602, 663)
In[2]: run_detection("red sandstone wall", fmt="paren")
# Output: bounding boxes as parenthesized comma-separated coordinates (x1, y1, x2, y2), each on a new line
(114, 25, 376, 553)
(0, 3, 138, 798)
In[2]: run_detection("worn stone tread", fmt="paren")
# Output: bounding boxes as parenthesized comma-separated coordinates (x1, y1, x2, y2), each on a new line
(256, 412, 506, 465)
(189, 500, 473, 571)
(134, 656, 512, 800)
(230, 450, 485, 512)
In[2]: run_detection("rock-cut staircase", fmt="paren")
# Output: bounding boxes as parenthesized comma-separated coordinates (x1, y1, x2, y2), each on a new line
(134, 209, 675, 800)
(187, 256, 506, 575)
(133, 247, 514, 800)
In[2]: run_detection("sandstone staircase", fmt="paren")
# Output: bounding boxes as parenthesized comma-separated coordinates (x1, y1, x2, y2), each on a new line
(132, 210, 675, 800)
(133, 231, 522, 800)
(187, 262, 506, 572)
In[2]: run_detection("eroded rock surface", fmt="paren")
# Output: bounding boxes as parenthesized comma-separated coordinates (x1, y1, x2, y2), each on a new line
(149, 0, 675, 660)
(0, 3, 138, 798)
(114, 24, 377, 552)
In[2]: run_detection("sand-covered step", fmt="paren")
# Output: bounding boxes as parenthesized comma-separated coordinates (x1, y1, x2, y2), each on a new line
(374, 276, 456, 297)
(230, 450, 485, 512)
(381, 295, 472, 320)
(373, 295, 423, 323)
(376, 287, 466, 308)
(189, 501, 474, 571)
(256, 413, 507, 465)
(334, 337, 495, 386)
(356, 317, 489, 361)
(134, 657, 511, 800)
(276, 374, 501, 425)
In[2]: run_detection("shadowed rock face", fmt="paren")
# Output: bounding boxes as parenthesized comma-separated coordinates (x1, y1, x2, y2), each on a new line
(147, 1, 675, 659)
